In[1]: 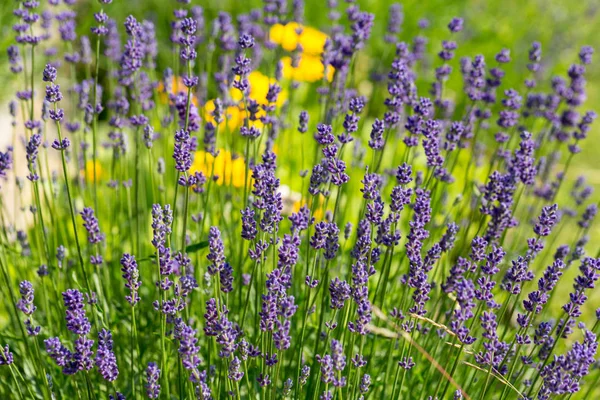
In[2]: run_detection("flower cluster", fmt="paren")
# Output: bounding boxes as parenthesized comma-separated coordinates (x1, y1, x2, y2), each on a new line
(2, 2, 600, 400)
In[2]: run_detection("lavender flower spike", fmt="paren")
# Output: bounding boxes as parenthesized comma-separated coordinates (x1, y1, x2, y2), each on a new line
(146, 362, 161, 398)
(63, 289, 91, 335)
(120, 253, 141, 305)
(96, 329, 118, 382)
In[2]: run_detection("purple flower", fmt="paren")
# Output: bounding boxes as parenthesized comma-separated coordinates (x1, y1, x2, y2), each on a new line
(331, 339, 346, 372)
(204, 298, 219, 337)
(257, 373, 271, 387)
(146, 362, 161, 399)
(45, 337, 73, 372)
(315, 123, 334, 145)
(120, 254, 141, 305)
(289, 205, 313, 233)
(350, 10, 374, 51)
(329, 278, 351, 309)
(274, 319, 292, 351)
(448, 17, 464, 33)
(74, 336, 95, 372)
(238, 33, 255, 49)
(80, 207, 104, 244)
(384, 3, 403, 43)
(360, 373, 371, 394)
(578, 203, 597, 229)
(560, 258, 600, 336)
(251, 155, 284, 233)
(174, 129, 192, 173)
(42, 64, 57, 82)
(25, 133, 41, 181)
(17, 281, 36, 316)
(45, 82, 63, 104)
(228, 356, 244, 381)
(539, 330, 597, 397)
(396, 163, 413, 185)
(51, 138, 70, 150)
(579, 45, 593, 65)
(96, 329, 118, 382)
(0, 345, 13, 365)
(311, 222, 329, 250)
(17, 281, 40, 336)
(368, 119, 385, 150)
(220, 262, 233, 293)
(501, 256, 534, 295)
(298, 111, 309, 134)
(207, 226, 225, 275)
(152, 204, 174, 289)
(63, 289, 91, 335)
(474, 311, 509, 370)
(0, 147, 12, 182)
(7, 46, 23, 74)
(300, 365, 310, 386)
(174, 319, 202, 380)
(533, 204, 558, 237)
(241, 207, 258, 240)
(439, 223, 459, 253)
(119, 16, 144, 86)
(318, 354, 334, 384)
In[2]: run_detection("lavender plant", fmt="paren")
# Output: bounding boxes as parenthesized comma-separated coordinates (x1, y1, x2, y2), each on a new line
(1, 1, 600, 399)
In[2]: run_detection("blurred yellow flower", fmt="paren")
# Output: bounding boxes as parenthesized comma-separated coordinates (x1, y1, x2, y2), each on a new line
(203, 100, 245, 131)
(269, 23, 333, 83)
(203, 99, 267, 132)
(269, 22, 328, 55)
(205, 71, 286, 132)
(158, 76, 198, 106)
(292, 196, 325, 221)
(82, 160, 102, 183)
(281, 55, 334, 83)
(230, 71, 287, 107)
(190, 149, 249, 188)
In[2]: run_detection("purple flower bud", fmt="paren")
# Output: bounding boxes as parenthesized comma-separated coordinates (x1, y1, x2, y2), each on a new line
(120, 254, 141, 305)
(533, 204, 558, 237)
(207, 226, 225, 275)
(43, 64, 57, 82)
(96, 329, 118, 382)
(63, 289, 91, 335)
(146, 362, 161, 399)
(238, 33, 254, 49)
(579, 45, 593, 65)
(0, 345, 14, 365)
(448, 17, 464, 33)
(298, 111, 309, 134)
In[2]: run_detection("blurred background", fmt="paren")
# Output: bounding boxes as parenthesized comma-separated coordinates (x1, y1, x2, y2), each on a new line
(1, 0, 599, 172)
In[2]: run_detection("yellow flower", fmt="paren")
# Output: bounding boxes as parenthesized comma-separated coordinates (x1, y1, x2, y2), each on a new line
(157, 76, 198, 106)
(82, 160, 103, 183)
(230, 71, 288, 107)
(206, 71, 286, 132)
(291, 195, 325, 221)
(269, 22, 328, 55)
(203, 100, 245, 131)
(203, 100, 266, 133)
(269, 23, 333, 83)
(281, 55, 334, 83)
(189, 149, 249, 188)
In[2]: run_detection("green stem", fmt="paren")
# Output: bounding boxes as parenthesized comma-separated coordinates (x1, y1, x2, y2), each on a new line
(131, 305, 137, 399)
(54, 106, 92, 295)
